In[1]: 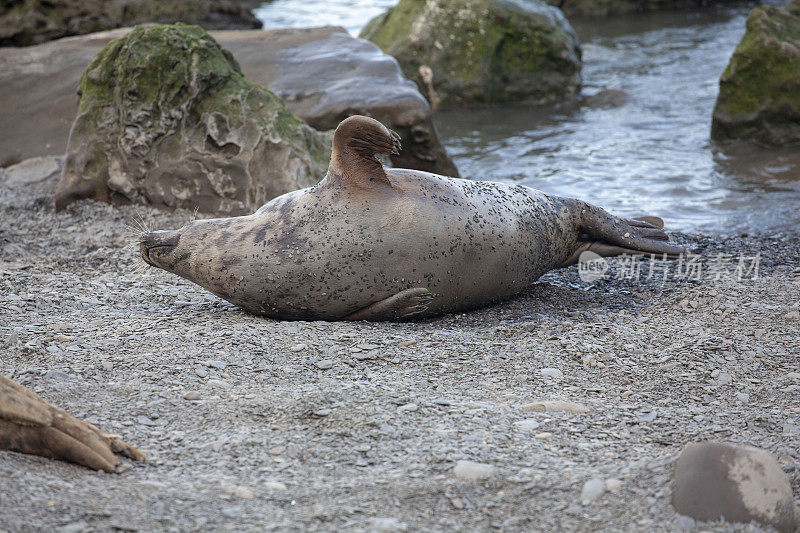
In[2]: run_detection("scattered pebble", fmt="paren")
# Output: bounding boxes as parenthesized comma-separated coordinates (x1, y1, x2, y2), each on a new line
(513, 419, 541, 432)
(580, 477, 606, 504)
(205, 360, 227, 370)
(604, 478, 622, 491)
(136, 415, 156, 427)
(711, 372, 732, 386)
(398, 403, 418, 413)
(207, 379, 232, 389)
(195, 367, 208, 378)
(522, 400, 591, 413)
(673, 441, 799, 532)
(539, 368, 563, 379)
(183, 391, 201, 401)
(221, 506, 242, 519)
(735, 392, 750, 403)
(534, 432, 553, 440)
(314, 359, 334, 370)
(453, 460, 495, 480)
(263, 480, 287, 491)
(370, 517, 407, 532)
(290, 343, 307, 352)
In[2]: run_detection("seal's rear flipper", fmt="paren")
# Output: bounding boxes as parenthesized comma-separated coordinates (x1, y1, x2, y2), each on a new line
(561, 204, 685, 267)
(344, 288, 433, 321)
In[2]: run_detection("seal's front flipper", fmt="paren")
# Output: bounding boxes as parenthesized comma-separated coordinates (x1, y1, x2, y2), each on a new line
(344, 288, 433, 321)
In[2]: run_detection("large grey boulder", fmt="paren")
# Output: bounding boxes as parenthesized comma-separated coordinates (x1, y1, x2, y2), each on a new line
(711, 0, 800, 146)
(361, 0, 582, 106)
(213, 27, 458, 177)
(672, 441, 800, 532)
(0, 26, 458, 178)
(55, 24, 329, 215)
(0, 0, 261, 47)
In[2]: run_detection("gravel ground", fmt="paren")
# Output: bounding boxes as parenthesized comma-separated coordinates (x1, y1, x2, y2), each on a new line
(1, 160, 799, 532)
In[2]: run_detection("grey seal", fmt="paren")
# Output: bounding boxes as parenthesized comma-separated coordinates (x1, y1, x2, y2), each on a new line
(140, 115, 683, 321)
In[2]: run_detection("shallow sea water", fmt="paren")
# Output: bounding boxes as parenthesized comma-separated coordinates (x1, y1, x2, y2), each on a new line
(255, 2, 800, 235)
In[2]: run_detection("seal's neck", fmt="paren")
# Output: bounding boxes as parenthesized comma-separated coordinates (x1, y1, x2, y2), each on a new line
(327, 143, 390, 188)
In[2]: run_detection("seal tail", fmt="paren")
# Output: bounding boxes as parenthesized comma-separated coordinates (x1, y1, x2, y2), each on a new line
(561, 203, 685, 267)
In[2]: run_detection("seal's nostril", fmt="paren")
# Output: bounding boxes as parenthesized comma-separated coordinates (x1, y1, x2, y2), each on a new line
(139, 231, 180, 267)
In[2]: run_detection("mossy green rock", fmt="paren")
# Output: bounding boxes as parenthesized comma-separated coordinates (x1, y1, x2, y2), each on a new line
(55, 24, 330, 215)
(542, 0, 740, 17)
(0, 0, 261, 47)
(360, 0, 582, 106)
(711, 1, 800, 146)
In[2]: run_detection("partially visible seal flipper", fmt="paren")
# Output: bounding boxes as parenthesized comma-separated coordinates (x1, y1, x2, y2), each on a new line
(0, 374, 145, 472)
(344, 288, 433, 321)
(561, 203, 685, 267)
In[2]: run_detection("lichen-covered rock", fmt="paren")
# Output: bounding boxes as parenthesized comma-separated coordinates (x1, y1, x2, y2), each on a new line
(360, 0, 582, 107)
(672, 442, 800, 532)
(542, 0, 741, 17)
(55, 24, 329, 215)
(711, 1, 800, 146)
(0, 0, 261, 47)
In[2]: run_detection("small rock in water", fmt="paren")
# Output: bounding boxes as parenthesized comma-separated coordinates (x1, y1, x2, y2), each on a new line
(290, 343, 307, 352)
(453, 460, 495, 480)
(513, 419, 541, 432)
(540, 368, 563, 379)
(580, 477, 606, 504)
(183, 391, 201, 401)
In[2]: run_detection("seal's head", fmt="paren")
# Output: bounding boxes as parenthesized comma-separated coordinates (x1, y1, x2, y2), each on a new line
(328, 115, 401, 187)
(139, 229, 183, 272)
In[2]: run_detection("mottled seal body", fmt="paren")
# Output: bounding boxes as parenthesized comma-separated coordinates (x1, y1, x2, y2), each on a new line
(141, 116, 682, 321)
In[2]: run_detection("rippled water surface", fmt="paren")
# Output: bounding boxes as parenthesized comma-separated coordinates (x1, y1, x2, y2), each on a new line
(255, 3, 800, 234)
